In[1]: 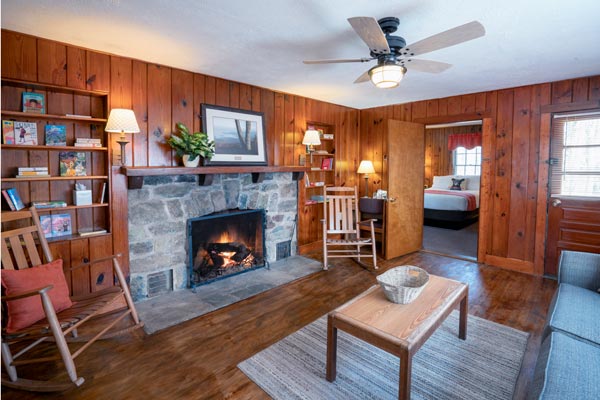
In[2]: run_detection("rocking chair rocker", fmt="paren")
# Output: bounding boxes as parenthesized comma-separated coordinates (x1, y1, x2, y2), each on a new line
(1, 207, 144, 392)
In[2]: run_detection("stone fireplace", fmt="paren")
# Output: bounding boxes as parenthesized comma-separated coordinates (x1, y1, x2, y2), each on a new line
(127, 172, 298, 301)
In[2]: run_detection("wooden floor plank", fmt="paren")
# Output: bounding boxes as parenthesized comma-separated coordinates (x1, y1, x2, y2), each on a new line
(1, 252, 556, 399)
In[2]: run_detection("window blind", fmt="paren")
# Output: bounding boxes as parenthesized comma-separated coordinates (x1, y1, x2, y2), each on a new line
(550, 111, 600, 197)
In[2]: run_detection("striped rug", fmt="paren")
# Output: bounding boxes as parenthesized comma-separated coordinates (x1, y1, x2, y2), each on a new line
(238, 311, 528, 400)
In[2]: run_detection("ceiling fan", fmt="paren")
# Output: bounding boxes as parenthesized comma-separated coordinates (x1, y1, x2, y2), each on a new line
(303, 17, 485, 89)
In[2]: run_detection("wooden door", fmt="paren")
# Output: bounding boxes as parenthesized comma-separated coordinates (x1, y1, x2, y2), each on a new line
(545, 197, 600, 275)
(384, 120, 425, 259)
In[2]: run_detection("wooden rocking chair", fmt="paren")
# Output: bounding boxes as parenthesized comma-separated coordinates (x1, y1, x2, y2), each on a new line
(321, 186, 378, 270)
(1, 207, 144, 392)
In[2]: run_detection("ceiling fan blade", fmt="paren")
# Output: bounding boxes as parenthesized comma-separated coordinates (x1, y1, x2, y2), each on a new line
(347, 17, 390, 55)
(402, 59, 452, 73)
(303, 57, 373, 64)
(354, 70, 371, 84)
(403, 21, 485, 57)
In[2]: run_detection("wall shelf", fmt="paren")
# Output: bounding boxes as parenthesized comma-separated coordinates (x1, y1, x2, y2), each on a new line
(1, 144, 108, 151)
(120, 166, 307, 189)
(1, 110, 107, 123)
(2, 175, 108, 182)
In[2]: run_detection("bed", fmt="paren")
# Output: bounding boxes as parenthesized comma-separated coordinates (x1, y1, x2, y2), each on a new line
(424, 175, 480, 229)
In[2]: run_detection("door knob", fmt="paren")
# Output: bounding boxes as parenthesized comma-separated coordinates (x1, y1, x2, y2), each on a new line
(551, 199, 562, 207)
(388, 197, 397, 203)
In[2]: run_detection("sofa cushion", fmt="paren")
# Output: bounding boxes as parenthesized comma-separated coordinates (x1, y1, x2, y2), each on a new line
(545, 283, 600, 346)
(529, 331, 600, 399)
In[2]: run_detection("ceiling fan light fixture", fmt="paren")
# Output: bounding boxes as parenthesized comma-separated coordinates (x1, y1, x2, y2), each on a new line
(368, 62, 406, 89)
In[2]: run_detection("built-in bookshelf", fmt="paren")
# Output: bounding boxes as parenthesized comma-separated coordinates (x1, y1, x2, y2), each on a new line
(303, 122, 336, 205)
(1, 78, 111, 241)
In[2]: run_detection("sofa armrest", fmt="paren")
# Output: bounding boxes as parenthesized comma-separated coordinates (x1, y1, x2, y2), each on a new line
(558, 250, 600, 291)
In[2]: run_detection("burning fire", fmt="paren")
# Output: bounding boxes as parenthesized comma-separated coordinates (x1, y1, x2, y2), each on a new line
(218, 251, 237, 267)
(217, 231, 233, 243)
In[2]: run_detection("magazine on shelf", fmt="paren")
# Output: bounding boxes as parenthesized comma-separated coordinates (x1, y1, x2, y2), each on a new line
(13, 121, 38, 145)
(32, 201, 67, 209)
(51, 214, 72, 237)
(45, 125, 67, 146)
(2, 120, 15, 144)
(59, 152, 87, 176)
(5, 188, 25, 210)
(39, 215, 53, 238)
(22, 92, 45, 114)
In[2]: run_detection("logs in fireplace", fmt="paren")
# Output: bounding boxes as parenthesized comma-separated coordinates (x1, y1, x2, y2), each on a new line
(187, 209, 266, 287)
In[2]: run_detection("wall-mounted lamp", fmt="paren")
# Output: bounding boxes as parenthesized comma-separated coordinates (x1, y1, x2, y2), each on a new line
(105, 108, 140, 166)
(302, 129, 321, 163)
(357, 160, 376, 197)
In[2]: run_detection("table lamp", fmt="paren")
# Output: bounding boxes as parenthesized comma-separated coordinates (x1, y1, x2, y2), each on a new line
(357, 160, 376, 197)
(105, 108, 140, 166)
(302, 129, 321, 163)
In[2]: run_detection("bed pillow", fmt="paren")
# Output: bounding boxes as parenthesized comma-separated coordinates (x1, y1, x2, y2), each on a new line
(1, 259, 72, 333)
(464, 175, 481, 190)
(431, 175, 454, 189)
(450, 178, 465, 190)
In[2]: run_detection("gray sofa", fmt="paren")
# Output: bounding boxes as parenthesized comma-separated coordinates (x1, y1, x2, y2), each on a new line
(529, 250, 600, 399)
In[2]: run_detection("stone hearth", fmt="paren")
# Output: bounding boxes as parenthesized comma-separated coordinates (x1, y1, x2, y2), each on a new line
(128, 172, 298, 301)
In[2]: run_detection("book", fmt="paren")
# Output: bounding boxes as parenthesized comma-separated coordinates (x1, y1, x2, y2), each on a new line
(22, 92, 45, 113)
(18, 167, 49, 172)
(98, 182, 107, 204)
(65, 114, 92, 118)
(17, 170, 49, 176)
(32, 201, 67, 209)
(59, 151, 87, 176)
(16, 174, 50, 178)
(45, 125, 67, 146)
(39, 215, 53, 238)
(2, 190, 16, 211)
(323, 133, 334, 140)
(75, 138, 102, 143)
(78, 229, 107, 237)
(74, 143, 103, 147)
(320, 157, 333, 170)
(51, 214, 72, 237)
(14, 121, 38, 145)
(2, 120, 15, 144)
(5, 188, 25, 210)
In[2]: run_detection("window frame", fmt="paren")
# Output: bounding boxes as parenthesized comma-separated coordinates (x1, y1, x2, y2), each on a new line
(453, 145, 482, 176)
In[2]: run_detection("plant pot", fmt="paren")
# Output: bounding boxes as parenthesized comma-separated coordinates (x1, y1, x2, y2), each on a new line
(182, 154, 201, 168)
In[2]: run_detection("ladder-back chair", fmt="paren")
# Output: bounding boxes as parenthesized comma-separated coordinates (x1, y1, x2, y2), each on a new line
(1, 207, 143, 392)
(321, 186, 378, 270)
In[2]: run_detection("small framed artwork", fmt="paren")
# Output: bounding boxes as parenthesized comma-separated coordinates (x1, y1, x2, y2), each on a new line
(22, 92, 45, 114)
(201, 104, 267, 166)
(14, 121, 38, 145)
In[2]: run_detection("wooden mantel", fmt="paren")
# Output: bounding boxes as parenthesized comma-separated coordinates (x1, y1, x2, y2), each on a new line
(120, 166, 306, 189)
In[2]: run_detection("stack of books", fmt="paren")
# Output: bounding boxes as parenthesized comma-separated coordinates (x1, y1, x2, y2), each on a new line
(32, 201, 68, 209)
(16, 167, 50, 178)
(75, 138, 102, 147)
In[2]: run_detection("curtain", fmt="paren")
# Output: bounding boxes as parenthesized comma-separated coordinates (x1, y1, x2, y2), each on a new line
(447, 132, 482, 151)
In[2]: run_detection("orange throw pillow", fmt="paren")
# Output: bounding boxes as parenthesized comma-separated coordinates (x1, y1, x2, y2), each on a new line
(1, 259, 73, 333)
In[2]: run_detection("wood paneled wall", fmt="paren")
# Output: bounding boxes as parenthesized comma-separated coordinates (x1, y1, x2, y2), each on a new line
(361, 75, 600, 274)
(1, 30, 360, 264)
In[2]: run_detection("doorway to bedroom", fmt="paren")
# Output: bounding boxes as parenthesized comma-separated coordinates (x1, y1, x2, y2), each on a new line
(422, 120, 482, 260)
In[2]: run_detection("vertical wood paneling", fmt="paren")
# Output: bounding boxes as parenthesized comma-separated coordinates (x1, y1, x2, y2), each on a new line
(293, 96, 306, 169)
(283, 94, 295, 166)
(251, 87, 261, 112)
(491, 90, 514, 257)
(110, 56, 133, 166)
(588, 76, 600, 100)
(204, 76, 216, 105)
(37, 39, 67, 85)
(229, 82, 240, 109)
(215, 78, 229, 107)
(239, 84, 252, 110)
(86, 51, 110, 92)
(261, 89, 276, 165)
(171, 69, 194, 166)
(70, 238, 90, 296)
(273, 93, 285, 165)
(147, 64, 172, 166)
(67, 46, 86, 89)
(426, 100, 439, 117)
(132, 60, 149, 167)
(193, 73, 206, 133)
(89, 234, 114, 292)
(461, 94, 476, 114)
(571, 77, 589, 102)
(551, 80, 573, 104)
(411, 100, 427, 120)
(1, 31, 37, 80)
(507, 86, 532, 260)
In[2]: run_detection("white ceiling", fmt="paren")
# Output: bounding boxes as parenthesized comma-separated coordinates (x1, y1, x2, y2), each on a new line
(2, 0, 600, 109)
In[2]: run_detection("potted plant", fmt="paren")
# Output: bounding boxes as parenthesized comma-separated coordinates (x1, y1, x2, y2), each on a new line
(168, 122, 215, 167)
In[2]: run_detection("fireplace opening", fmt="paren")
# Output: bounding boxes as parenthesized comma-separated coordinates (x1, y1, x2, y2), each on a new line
(187, 209, 266, 287)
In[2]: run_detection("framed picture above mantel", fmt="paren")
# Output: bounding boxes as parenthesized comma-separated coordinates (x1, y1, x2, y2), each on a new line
(201, 104, 268, 166)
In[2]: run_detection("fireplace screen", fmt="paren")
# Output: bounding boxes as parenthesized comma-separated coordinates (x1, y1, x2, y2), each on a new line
(187, 209, 266, 287)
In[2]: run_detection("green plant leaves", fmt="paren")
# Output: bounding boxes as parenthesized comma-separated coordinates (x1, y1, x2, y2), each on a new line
(167, 123, 215, 161)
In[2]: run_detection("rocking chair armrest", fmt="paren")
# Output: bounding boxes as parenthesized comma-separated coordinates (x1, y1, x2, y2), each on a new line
(68, 253, 123, 272)
(1, 285, 53, 301)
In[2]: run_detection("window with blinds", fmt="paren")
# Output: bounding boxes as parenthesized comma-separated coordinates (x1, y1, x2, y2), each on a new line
(550, 111, 600, 197)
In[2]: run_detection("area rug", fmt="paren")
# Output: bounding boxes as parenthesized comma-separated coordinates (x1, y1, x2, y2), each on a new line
(238, 311, 528, 400)
(136, 255, 323, 334)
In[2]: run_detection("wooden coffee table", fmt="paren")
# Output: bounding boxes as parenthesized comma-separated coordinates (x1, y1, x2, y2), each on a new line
(326, 274, 468, 400)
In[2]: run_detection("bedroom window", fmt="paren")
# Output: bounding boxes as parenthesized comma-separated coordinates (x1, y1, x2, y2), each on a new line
(453, 146, 481, 176)
(550, 112, 600, 197)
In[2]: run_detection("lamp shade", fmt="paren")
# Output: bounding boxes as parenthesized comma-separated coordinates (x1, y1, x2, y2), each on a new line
(369, 63, 406, 89)
(357, 160, 375, 174)
(105, 109, 140, 133)
(302, 129, 321, 146)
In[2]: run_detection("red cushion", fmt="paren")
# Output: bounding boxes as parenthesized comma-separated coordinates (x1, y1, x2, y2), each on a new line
(1, 259, 73, 333)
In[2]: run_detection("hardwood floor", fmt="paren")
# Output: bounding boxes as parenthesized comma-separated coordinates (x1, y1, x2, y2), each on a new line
(2, 252, 556, 400)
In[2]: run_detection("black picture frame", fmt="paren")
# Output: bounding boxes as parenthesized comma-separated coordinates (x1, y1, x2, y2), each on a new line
(201, 104, 268, 166)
